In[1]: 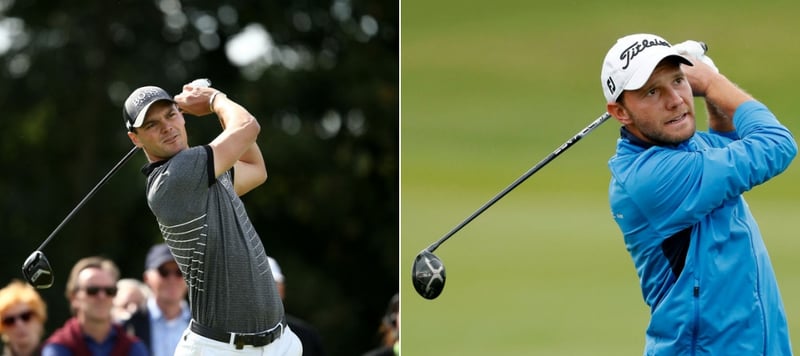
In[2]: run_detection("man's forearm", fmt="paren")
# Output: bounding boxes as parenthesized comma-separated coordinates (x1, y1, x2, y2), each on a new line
(239, 142, 265, 167)
(705, 99, 734, 133)
(704, 74, 753, 120)
(214, 94, 259, 137)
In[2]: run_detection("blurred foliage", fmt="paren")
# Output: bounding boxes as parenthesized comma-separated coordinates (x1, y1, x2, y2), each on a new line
(0, 0, 397, 354)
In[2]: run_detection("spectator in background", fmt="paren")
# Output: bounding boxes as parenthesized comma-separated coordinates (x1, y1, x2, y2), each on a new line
(112, 279, 151, 323)
(267, 257, 327, 356)
(0, 280, 48, 356)
(122, 243, 191, 356)
(362, 294, 398, 356)
(42, 256, 147, 356)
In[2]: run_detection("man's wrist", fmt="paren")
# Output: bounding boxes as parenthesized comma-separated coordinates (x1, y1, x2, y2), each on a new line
(209, 91, 225, 113)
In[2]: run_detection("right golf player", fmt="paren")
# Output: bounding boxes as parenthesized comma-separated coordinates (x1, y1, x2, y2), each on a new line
(603, 33, 795, 354)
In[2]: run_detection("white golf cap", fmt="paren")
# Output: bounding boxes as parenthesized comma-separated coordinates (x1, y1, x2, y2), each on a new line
(601, 33, 692, 103)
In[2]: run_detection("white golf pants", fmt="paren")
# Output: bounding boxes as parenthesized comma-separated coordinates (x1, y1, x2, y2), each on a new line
(174, 325, 302, 356)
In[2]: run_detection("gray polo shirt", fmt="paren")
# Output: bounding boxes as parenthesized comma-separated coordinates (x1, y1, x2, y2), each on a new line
(143, 145, 283, 333)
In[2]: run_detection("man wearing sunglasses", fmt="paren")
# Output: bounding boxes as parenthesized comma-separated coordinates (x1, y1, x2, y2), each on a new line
(0, 280, 48, 356)
(42, 257, 148, 356)
(122, 243, 191, 356)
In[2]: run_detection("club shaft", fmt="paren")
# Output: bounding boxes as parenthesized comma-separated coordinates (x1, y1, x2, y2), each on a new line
(426, 112, 612, 253)
(35, 146, 141, 251)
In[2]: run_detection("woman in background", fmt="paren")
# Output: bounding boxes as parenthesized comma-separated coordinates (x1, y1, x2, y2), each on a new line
(0, 280, 47, 356)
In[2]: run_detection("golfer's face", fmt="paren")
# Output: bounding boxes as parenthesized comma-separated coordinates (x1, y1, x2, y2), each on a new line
(620, 61, 696, 145)
(136, 101, 188, 161)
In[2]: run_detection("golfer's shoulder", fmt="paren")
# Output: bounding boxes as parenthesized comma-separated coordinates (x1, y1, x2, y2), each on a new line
(174, 145, 208, 161)
(610, 147, 691, 188)
(158, 146, 210, 173)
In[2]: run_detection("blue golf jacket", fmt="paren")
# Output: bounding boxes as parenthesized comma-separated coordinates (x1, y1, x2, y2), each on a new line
(608, 101, 796, 355)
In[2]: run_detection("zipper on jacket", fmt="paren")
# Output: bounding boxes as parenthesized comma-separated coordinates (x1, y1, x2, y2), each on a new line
(746, 224, 767, 354)
(692, 283, 699, 356)
(691, 228, 700, 356)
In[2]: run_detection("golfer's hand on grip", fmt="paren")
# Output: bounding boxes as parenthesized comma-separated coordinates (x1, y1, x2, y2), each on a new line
(682, 56, 752, 119)
(681, 56, 721, 97)
(174, 82, 224, 116)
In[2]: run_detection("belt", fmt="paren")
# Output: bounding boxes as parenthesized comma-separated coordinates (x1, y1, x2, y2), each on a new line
(190, 319, 285, 349)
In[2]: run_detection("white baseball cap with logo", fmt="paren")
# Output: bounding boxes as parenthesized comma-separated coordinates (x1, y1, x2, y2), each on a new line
(601, 33, 693, 103)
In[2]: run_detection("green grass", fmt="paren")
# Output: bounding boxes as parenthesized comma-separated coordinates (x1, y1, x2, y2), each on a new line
(401, 0, 800, 354)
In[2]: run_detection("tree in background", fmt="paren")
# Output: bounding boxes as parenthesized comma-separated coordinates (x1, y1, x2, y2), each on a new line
(0, 0, 397, 354)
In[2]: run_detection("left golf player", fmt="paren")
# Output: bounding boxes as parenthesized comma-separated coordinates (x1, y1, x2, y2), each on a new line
(123, 82, 302, 355)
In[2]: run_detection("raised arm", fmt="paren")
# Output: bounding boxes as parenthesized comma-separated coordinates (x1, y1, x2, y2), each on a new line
(174, 84, 267, 196)
(682, 56, 753, 126)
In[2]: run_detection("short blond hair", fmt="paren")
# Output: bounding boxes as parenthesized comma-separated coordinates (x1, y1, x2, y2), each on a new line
(0, 280, 47, 334)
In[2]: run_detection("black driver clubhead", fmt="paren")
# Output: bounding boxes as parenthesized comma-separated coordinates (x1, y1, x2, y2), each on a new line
(412, 250, 446, 299)
(22, 251, 54, 289)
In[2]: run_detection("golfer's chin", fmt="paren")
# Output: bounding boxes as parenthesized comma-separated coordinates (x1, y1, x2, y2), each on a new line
(664, 116, 696, 143)
(163, 140, 188, 153)
(151, 145, 186, 161)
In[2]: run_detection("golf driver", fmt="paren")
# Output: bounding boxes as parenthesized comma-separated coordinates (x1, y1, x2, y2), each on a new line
(412, 112, 613, 299)
(22, 146, 140, 289)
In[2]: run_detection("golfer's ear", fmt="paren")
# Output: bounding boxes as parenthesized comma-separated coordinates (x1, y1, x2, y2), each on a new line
(127, 131, 142, 148)
(607, 101, 631, 125)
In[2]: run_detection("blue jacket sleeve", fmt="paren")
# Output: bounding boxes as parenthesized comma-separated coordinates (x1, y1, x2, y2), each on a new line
(627, 100, 796, 235)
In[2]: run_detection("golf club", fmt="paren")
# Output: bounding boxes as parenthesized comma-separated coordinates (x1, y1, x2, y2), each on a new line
(412, 41, 711, 300)
(412, 112, 613, 299)
(22, 146, 141, 289)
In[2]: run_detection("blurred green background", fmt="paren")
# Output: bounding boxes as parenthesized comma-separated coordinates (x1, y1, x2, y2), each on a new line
(401, 0, 800, 354)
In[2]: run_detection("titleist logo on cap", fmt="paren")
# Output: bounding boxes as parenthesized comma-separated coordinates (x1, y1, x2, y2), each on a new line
(619, 38, 670, 70)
